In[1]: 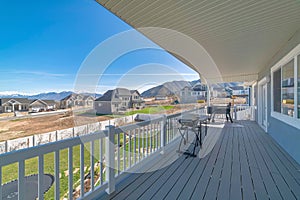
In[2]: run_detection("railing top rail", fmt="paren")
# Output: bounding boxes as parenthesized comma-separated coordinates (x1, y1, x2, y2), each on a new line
(0, 106, 206, 166)
(0, 130, 107, 166)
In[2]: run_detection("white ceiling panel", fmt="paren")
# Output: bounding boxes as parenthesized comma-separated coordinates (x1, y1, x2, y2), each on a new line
(97, 0, 300, 82)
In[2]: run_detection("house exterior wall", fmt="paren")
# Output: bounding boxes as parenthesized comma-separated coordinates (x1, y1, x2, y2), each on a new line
(130, 91, 145, 109)
(0, 101, 29, 112)
(257, 29, 300, 164)
(180, 87, 206, 104)
(95, 101, 112, 114)
(29, 101, 47, 112)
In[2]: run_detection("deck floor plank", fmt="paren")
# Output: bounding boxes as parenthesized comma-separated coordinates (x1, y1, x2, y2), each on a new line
(217, 126, 234, 200)
(242, 122, 269, 200)
(246, 124, 283, 199)
(190, 126, 228, 200)
(249, 123, 300, 199)
(201, 124, 229, 200)
(98, 121, 300, 200)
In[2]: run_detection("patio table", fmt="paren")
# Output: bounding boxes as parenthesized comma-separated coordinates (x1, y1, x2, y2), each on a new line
(177, 114, 208, 157)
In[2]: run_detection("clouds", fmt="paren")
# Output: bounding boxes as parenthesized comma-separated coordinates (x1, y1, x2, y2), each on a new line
(7, 70, 69, 77)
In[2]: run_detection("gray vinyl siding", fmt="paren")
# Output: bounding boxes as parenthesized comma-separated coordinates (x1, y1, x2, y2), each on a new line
(258, 29, 300, 164)
(95, 101, 112, 114)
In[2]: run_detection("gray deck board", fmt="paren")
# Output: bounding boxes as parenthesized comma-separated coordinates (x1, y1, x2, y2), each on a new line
(190, 126, 227, 200)
(241, 125, 268, 200)
(217, 126, 233, 200)
(247, 124, 283, 199)
(251, 124, 300, 198)
(239, 126, 256, 200)
(98, 121, 300, 200)
(202, 125, 229, 200)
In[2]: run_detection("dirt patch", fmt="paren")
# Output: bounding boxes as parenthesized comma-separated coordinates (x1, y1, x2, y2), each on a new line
(0, 112, 112, 142)
(0, 105, 198, 142)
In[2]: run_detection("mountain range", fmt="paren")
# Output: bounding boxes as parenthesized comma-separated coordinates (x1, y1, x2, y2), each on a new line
(141, 79, 201, 97)
(0, 91, 101, 101)
(0, 80, 242, 100)
(141, 79, 242, 97)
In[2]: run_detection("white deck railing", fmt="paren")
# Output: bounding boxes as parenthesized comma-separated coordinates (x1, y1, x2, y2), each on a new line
(0, 107, 206, 200)
(234, 105, 256, 120)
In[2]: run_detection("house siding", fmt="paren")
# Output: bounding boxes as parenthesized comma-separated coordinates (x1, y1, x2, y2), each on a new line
(95, 101, 112, 114)
(258, 29, 300, 164)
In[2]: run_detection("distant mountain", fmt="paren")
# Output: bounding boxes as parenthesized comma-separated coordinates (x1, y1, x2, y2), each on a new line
(141, 79, 244, 98)
(210, 82, 242, 89)
(28, 91, 73, 101)
(0, 91, 102, 101)
(141, 80, 201, 97)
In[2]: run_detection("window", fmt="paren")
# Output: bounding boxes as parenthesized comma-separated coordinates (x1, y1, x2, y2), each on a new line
(281, 59, 294, 117)
(298, 55, 300, 118)
(271, 44, 300, 128)
(273, 68, 281, 112)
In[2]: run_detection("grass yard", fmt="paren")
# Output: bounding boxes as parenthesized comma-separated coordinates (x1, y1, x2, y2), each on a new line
(125, 105, 174, 115)
(2, 129, 163, 199)
(2, 141, 102, 200)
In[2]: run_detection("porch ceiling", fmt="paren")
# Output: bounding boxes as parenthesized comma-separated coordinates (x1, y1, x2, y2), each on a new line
(96, 0, 300, 83)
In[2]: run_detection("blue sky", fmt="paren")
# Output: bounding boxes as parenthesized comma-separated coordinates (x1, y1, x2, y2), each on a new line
(0, 0, 198, 95)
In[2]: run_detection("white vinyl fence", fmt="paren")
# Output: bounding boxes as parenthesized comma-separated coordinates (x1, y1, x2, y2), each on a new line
(0, 114, 137, 154)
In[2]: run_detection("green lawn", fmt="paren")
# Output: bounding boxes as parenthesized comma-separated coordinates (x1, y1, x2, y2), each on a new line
(2, 141, 101, 200)
(125, 105, 174, 115)
(2, 129, 163, 199)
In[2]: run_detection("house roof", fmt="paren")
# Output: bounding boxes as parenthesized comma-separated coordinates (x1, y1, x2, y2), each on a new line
(130, 90, 141, 96)
(229, 86, 244, 91)
(83, 96, 95, 101)
(60, 93, 76, 101)
(29, 99, 57, 106)
(61, 93, 94, 101)
(96, 88, 139, 101)
(0, 98, 31, 105)
(97, 0, 300, 83)
(95, 90, 113, 101)
(115, 88, 131, 96)
(42, 100, 57, 105)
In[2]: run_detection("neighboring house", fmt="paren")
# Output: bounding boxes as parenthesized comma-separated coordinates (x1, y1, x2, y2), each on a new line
(29, 99, 57, 112)
(60, 93, 95, 109)
(179, 83, 207, 104)
(210, 85, 249, 99)
(83, 95, 95, 107)
(0, 98, 30, 113)
(230, 86, 249, 96)
(211, 87, 229, 98)
(130, 90, 145, 109)
(155, 96, 168, 100)
(95, 88, 144, 114)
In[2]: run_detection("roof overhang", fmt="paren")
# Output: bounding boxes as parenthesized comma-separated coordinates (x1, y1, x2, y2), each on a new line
(96, 0, 300, 83)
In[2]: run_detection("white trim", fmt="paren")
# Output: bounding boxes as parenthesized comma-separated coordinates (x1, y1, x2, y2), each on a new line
(251, 82, 257, 107)
(271, 111, 300, 130)
(270, 43, 300, 129)
(258, 77, 268, 132)
(258, 76, 268, 85)
(294, 56, 298, 119)
(271, 43, 300, 73)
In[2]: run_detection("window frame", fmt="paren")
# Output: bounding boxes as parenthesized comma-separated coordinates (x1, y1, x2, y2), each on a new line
(271, 43, 300, 129)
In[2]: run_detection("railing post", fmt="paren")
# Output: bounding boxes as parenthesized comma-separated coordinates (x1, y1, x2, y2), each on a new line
(0, 166, 2, 200)
(105, 125, 115, 194)
(160, 115, 167, 154)
(4, 141, 7, 153)
(234, 105, 237, 120)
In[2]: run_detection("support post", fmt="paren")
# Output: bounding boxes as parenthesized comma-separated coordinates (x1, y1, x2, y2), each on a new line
(207, 85, 211, 107)
(234, 105, 237, 120)
(160, 115, 167, 154)
(105, 125, 115, 194)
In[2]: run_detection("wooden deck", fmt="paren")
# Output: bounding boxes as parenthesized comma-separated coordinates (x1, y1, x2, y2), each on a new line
(98, 120, 300, 200)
